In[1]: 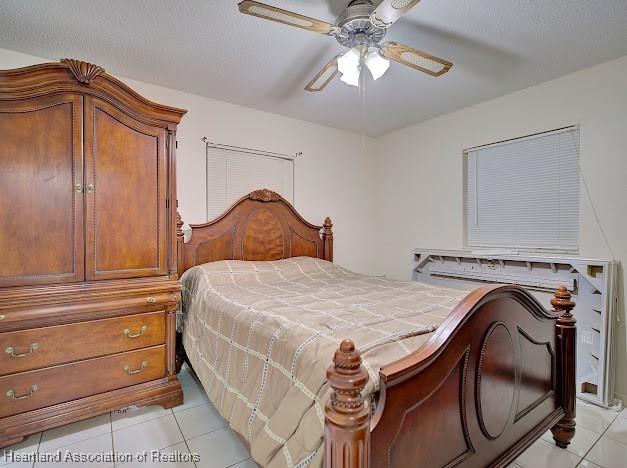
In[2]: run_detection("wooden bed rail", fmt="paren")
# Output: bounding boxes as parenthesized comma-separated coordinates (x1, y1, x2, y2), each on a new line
(324, 286, 577, 468)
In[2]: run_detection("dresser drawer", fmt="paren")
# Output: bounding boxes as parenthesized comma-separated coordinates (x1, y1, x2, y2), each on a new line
(0, 345, 166, 418)
(0, 311, 165, 376)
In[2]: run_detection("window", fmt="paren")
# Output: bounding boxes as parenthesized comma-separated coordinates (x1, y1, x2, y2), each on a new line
(464, 127, 580, 252)
(206, 143, 294, 220)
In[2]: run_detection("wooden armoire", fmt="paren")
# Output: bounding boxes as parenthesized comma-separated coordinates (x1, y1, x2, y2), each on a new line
(0, 59, 185, 447)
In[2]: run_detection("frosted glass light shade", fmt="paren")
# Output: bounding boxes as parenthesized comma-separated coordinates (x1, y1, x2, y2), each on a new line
(340, 70, 360, 86)
(365, 51, 390, 80)
(338, 48, 361, 87)
(338, 48, 360, 75)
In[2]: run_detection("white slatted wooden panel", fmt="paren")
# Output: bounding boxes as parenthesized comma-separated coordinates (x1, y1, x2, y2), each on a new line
(465, 127, 579, 252)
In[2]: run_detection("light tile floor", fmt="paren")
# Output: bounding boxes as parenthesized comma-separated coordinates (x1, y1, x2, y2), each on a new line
(2, 364, 625, 468)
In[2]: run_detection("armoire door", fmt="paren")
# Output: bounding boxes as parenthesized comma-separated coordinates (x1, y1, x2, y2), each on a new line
(0, 94, 84, 287)
(84, 96, 168, 280)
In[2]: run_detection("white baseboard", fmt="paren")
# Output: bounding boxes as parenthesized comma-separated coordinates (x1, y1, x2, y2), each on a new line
(614, 392, 626, 409)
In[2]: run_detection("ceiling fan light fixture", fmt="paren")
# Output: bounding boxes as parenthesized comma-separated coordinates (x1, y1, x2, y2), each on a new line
(239, 1, 454, 94)
(365, 50, 390, 80)
(340, 69, 360, 87)
(337, 48, 360, 75)
(338, 48, 361, 87)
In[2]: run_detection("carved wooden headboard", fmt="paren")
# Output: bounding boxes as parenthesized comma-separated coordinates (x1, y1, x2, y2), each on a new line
(176, 189, 333, 275)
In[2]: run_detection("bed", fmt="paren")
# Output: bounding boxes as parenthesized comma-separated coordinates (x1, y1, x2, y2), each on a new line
(175, 189, 577, 468)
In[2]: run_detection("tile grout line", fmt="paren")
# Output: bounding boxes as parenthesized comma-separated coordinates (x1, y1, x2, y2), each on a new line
(226, 458, 253, 468)
(110, 407, 173, 433)
(181, 358, 247, 467)
(32, 432, 42, 468)
(173, 396, 212, 415)
(519, 403, 620, 468)
(13, 398, 619, 468)
(34, 410, 157, 467)
(184, 422, 231, 443)
(109, 411, 117, 468)
(170, 404, 199, 468)
(575, 405, 622, 467)
(36, 429, 112, 455)
(171, 378, 246, 468)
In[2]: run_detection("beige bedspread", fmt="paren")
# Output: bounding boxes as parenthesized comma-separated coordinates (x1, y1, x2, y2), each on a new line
(181, 257, 469, 468)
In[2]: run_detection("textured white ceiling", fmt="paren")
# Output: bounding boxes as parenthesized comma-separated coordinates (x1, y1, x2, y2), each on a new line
(1, 0, 627, 136)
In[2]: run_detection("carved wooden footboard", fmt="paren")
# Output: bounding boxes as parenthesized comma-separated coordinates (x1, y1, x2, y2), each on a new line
(325, 286, 576, 468)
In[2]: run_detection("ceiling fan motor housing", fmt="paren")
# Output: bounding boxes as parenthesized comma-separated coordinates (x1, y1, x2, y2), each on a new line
(335, 0, 386, 48)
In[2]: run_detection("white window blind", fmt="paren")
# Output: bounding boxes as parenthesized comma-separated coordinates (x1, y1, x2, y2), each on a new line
(464, 127, 580, 252)
(206, 145, 294, 220)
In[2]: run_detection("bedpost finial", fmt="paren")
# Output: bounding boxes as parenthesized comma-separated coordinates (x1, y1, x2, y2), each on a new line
(339, 339, 354, 353)
(325, 340, 371, 467)
(327, 340, 369, 413)
(322, 217, 333, 262)
(176, 210, 185, 278)
(323, 217, 333, 236)
(551, 285, 576, 322)
(550, 285, 577, 448)
(335, 339, 360, 370)
(176, 211, 184, 237)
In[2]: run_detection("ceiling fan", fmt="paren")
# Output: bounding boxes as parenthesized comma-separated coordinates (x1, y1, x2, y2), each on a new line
(238, 0, 453, 92)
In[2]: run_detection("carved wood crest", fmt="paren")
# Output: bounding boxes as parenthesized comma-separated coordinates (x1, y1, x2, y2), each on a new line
(249, 189, 282, 202)
(60, 59, 105, 85)
(176, 212, 184, 237)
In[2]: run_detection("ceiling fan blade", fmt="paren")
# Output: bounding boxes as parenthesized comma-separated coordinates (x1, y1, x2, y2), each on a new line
(379, 41, 453, 77)
(305, 55, 340, 92)
(369, 0, 422, 29)
(238, 1, 338, 35)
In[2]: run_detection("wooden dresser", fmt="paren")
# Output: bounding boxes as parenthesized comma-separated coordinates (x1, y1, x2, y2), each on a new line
(0, 59, 185, 447)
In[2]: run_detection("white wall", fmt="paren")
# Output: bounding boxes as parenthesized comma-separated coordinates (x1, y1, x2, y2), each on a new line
(0, 48, 378, 274)
(127, 79, 378, 275)
(374, 54, 627, 400)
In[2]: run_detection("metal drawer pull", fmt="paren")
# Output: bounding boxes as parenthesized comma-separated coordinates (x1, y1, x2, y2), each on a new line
(124, 361, 148, 375)
(123, 325, 148, 339)
(0, 314, 5, 321)
(5, 343, 38, 358)
(6, 384, 39, 400)
(146, 297, 157, 304)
